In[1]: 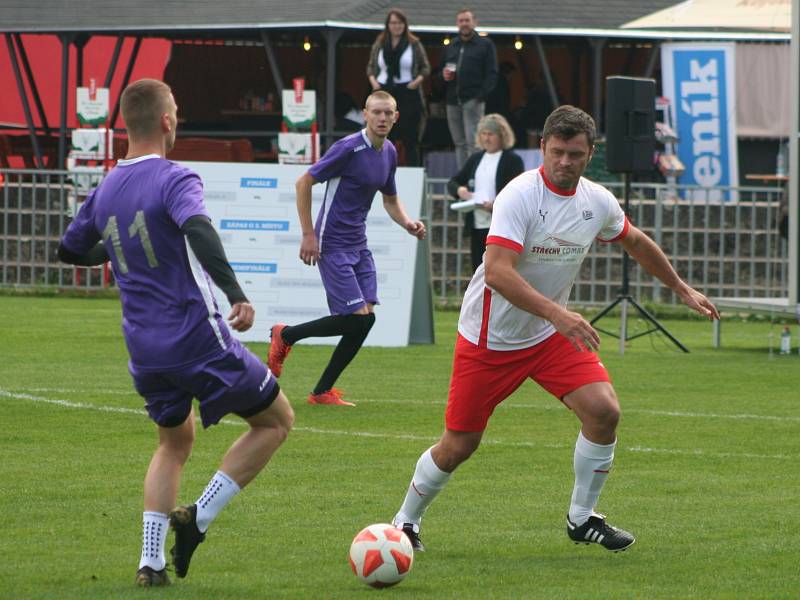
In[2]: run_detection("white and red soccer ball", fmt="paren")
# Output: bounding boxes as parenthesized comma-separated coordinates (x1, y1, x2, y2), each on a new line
(349, 523, 414, 588)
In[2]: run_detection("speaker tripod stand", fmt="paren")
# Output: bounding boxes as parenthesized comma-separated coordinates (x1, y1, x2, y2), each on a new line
(589, 173, 688, 355)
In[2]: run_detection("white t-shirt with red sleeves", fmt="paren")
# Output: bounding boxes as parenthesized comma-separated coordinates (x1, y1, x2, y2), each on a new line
(457, 165, 630, 351)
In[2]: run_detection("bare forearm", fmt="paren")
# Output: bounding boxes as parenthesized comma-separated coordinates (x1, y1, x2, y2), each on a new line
(486, 264, 565, 322)
(383, 198, 412, 228)
(484, 245, 600, 350)
(626, 234, 687, 292)
(623, 229, 719, 319)
(295, 178, 315, 234)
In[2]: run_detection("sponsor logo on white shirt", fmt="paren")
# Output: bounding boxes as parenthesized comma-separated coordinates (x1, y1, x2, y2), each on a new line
(530, 235, 588, 262)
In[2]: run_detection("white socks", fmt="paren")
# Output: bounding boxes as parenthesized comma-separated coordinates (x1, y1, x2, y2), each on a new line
(393, 448, 452, 527)
(138, 472, 239, 571)
(568, 431, 616, 526)
(139, 511, 168, 571)
(195, 470, 241, 533)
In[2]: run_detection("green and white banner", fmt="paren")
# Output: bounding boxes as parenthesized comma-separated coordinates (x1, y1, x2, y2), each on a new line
(76, 86, 109, 126)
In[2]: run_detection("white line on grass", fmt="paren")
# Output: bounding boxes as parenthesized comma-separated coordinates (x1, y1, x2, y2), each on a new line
(375, 397, 800, 423)
(2, 388, 792, 461)
(623, 408, 800, 422)
(15, 387, 134, 396)
(8, 387, 800, 423)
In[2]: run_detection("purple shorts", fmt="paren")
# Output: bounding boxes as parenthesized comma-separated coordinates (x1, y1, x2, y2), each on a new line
(129, 338, 279, 429)
(317, 248, 378, 315)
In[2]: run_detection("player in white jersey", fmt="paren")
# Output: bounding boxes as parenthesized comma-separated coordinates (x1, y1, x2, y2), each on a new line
(391, 105, 719, 553)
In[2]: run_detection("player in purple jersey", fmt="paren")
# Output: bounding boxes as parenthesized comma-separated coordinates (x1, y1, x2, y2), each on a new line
(267, 91, 426, 406)
(57, 79, 294, 587)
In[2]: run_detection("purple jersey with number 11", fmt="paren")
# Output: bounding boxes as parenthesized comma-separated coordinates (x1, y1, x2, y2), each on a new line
(309, 130, 397, 252)
(60, 155, 233, 371)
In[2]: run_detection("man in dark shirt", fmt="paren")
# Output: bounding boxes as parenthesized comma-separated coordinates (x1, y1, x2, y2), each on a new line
(441, 9, 498, 168)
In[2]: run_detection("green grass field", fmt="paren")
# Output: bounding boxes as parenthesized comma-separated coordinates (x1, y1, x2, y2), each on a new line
(1, 295, 798, 599)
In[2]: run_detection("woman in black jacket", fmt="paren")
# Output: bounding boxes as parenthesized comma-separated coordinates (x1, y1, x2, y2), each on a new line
(366, 9, 431, 166)
(447, 113, 524, 272)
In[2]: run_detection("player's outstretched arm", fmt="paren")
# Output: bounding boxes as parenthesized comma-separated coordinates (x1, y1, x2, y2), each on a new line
(619, 225, 719, 320)
(296, 172, 321, 265)
(382, 194, 426, 239)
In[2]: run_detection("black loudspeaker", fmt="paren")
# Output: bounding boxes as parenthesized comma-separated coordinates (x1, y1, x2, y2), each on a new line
(605, 76, 656, 173)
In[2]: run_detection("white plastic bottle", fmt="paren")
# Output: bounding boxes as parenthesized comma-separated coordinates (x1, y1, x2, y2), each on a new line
(780, 326, 791, 355)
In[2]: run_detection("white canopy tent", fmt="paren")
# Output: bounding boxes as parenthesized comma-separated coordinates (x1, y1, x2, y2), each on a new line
(624, 1, 792, 138)
(622, 0, 790, 32)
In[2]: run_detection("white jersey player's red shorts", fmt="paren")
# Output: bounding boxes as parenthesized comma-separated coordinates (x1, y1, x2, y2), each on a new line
(445, 332, 611, 432)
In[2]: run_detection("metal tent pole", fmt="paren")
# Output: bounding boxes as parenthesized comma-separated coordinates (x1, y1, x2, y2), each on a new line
(6, 33, 43, 168)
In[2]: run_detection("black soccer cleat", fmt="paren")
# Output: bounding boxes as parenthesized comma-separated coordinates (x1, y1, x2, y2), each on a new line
(168, 504, 206, 578)
(134, 565, 171, 587)
(566, 514, 635, 552)
(398, 522, 426, 553)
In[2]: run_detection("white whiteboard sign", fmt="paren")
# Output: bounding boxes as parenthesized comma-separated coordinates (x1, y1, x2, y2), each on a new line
(181, 161, 426, 347)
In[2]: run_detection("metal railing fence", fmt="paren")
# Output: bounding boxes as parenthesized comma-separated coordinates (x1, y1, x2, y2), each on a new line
(426, 177, 789, 305)
(0, 169, 111, 288)
(0, 169, 790, 305)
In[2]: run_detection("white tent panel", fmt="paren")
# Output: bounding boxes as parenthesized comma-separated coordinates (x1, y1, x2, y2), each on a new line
(623, 0, 790, 32)
(736, 43, 791, 138)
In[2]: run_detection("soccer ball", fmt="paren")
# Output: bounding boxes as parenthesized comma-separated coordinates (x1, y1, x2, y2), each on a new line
(349, 523, 414, 588)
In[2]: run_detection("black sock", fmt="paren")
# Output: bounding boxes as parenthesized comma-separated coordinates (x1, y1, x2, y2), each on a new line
(282, 314, 351, 345)
(312, 313, 375, 395)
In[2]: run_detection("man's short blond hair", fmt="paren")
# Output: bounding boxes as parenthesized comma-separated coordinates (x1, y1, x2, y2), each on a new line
(364, 90, 397, 111)
(120, 79, 172, 138)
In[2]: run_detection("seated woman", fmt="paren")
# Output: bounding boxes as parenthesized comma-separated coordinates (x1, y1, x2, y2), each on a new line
(447, 113, 524, 272)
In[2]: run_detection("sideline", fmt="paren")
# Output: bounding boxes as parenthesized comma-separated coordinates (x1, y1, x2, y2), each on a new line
(10, 386, 800, 423)
(2, 388, 792, 461)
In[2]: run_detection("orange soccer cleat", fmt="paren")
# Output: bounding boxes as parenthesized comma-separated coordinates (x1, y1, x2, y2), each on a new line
(267, 324, 292, 377)
(307, 388, 355, 407)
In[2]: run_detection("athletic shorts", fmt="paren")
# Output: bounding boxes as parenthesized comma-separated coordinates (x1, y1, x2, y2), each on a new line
(445, 332, 611, 432)
(317, 248, 378, 315)
(129, 338, 280, 429)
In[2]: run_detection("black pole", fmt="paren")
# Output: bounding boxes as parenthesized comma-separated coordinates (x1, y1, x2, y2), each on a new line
(58, 34, 71, 170)
(14, 34, 50, 134)
(590, 171, 689, 353)
(620, 173, 631, 296)
(590, 38, 606, 131)
(5, 33, 43, 168)
(643, 41, 661, 79)
(76, 44, 83, 88)
(75, 35, 90, 88)
(259, 30, 285, 95)
(109, 36, 141, 129)
(534, 36, 559, 111)
(323, 29, 342, 149)
(104, 35, 124, 88)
